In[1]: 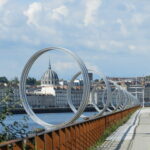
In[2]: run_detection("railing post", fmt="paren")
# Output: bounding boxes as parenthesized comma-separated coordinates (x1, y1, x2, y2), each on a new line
(75, 125, 80, 150)
(45, 133, 53, 150)
(70, 126, 76, 150)
(59, 129, 65, 150)
(78, 124, 84, 150)
(82, 123, 87, 149)
(86, 122, 90, 148)
(65, 127, 71, 150)
(26, 137, 35, 150)
(52, 131, 60, 150)
(13, 141, 23, 150)
(35, 135, 45, 150)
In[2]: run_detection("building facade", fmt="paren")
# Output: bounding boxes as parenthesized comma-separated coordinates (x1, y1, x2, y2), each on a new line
(1, 64, 150, 108)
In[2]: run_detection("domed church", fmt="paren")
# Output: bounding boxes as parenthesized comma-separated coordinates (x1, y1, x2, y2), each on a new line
(41, 60, 59, 86)
(40, 60, 59, 95)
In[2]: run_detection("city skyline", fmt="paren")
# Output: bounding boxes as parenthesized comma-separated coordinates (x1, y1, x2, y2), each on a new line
(0, 0, 150, 79)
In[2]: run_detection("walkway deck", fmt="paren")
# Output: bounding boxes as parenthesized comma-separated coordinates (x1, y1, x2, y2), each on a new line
(96, 108, 150, 150)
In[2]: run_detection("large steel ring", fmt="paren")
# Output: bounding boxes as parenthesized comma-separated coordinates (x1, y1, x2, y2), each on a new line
(108, 80, 139, 110)
(67, 69, 111, 119)
(109, 80, 123, 110)
(19, 47, 90, 130)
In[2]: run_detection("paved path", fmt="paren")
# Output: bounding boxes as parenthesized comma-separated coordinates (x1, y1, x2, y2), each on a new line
(96, 108, 150, 150)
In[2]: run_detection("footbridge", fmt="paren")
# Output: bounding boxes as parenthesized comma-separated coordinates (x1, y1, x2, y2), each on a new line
(0, 47, 141, 150)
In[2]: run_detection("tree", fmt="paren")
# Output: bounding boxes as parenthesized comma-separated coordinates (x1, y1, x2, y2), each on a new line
(0, 86, 29, 142)
(36, 80, 41, 85)
(12, 77, 19, 84)
(26, 77, 36, 85)
(9, 77, 19, 87)
(145, 76, 150, 82)
(0, 76, 8, 84)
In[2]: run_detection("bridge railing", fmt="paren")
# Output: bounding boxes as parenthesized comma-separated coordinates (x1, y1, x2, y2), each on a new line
(0, 106, 140, 150)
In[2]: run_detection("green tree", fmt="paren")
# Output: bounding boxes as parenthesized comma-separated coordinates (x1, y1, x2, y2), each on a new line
(145, 76, 150, 81)
(9, 77, 19, 87)
(36, 80, 41, 85)
(0, 76, 8, 84)
(26, 77, 36, 85)
(0, 87, 29, 142)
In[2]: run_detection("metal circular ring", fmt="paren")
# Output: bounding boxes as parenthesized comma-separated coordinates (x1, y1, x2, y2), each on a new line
(67, 69, 111, 119)
(19, 47, 90, 130)
(109, 80, 122, 111)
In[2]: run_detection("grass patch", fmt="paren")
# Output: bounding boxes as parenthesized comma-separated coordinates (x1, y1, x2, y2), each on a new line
(88, 112, 134, 150)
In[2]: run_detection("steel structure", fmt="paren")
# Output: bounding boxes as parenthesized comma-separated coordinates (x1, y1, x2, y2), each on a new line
(67, 69, 111, 119)
(19, 47, 140, 130)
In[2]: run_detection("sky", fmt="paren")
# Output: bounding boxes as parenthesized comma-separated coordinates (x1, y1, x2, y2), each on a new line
(0, 0, 150, 79)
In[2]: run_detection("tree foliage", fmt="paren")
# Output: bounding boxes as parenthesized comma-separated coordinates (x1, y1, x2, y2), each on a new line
(145, 76, 150, 81)
(0, 76, 8, 84)
(26, 77, 36, 85)
(10, 77, 19, 85)
(0, 86, 29, 142)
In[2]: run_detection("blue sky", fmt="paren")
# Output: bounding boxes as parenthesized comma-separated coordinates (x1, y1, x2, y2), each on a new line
(0, 0, 150, 79)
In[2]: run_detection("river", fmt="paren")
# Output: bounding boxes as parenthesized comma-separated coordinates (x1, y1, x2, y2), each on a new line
(3, 112, 97, 131)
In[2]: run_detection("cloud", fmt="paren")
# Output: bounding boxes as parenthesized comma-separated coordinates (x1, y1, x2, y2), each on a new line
(85, 62, 99, 72)
(51, 5, 69, 21)
(54, 62, 78, 71)
(0, 0, 7, 7)
(24, 2, 69, 26)
(131, 13, 144, 25)
(24, 2, 42, 26)
(116, 18, 129, 36)
(128, 44, 149, 55)
(84, 0, 102, 26)
(124, 3, 136, 11)
(23, 2, 67, 45)
(0, 0, 150, 78)
(128, 45, 136, 51)
(110, 40, 123, 48)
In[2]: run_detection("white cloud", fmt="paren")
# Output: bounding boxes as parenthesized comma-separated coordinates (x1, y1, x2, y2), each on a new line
(128, 45, 136, 50)
(23, 2, 65, 45)
(24, 2, 42, 26)
(131, 13, 144, 25)
(116, 18, 129, 36)
(110, 40, 123, 48)
(127, 44, 149, 55)
(125, 3, 136, 11)
(85, 62, 99, 72)
(84, 0, 102, 26)
(0, 0, 7, 7)
(51, 5, 69, 21)
(99, 43, 108, 49)
(54, 62, 78, 72)
(0, 0, 150, 78)
(24, 2, 69, 25)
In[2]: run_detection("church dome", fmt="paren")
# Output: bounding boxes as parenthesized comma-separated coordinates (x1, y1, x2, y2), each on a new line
(41, 61, 59, 86)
